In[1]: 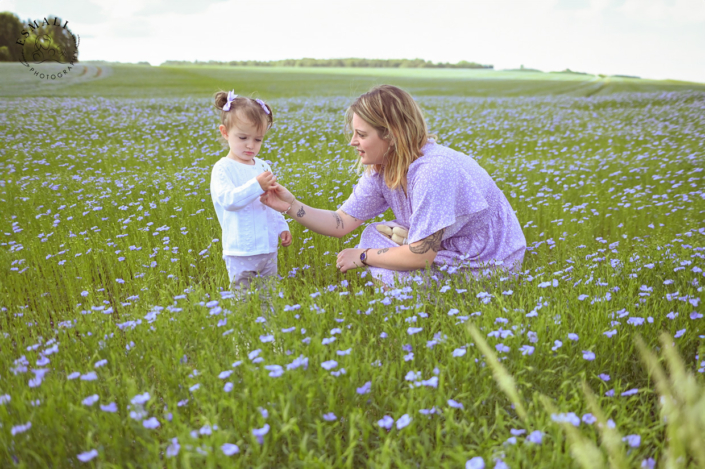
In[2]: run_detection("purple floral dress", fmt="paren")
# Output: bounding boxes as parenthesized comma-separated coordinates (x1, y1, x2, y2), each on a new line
(340, 140, 526, 285)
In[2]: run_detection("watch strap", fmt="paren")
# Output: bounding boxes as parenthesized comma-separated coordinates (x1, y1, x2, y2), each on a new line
(360, 248, 371, 266)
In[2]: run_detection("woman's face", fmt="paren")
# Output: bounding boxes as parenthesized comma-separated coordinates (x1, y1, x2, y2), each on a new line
(349, 113, 391, 166)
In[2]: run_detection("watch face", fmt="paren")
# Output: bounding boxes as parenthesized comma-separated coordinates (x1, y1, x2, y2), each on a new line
(360, 252, 367, 262)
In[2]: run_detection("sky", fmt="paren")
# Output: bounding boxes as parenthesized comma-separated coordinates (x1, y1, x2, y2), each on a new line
(2, 0, 704, 83)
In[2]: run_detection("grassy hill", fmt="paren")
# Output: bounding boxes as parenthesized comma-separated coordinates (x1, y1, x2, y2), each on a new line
(2, 62, 703, 98)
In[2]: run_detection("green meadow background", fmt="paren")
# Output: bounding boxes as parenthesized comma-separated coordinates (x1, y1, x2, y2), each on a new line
(1, 62, 704, 468)
(2, 62, 704, 98)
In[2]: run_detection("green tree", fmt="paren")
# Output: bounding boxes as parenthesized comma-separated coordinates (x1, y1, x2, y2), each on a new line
(0, 12, 24, 61)
(6, 15, 79, 64)
(25, 16, 79, 64)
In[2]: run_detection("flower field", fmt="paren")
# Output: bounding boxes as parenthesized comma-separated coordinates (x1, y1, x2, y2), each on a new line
(1, 70, 704, 467)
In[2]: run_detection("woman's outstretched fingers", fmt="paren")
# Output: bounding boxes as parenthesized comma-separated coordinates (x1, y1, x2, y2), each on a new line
(260, 187, 291, 212)
(272, 184, 295, 204)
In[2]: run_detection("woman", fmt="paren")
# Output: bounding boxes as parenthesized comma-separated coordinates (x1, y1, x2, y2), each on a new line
(260, 85, 526, 286)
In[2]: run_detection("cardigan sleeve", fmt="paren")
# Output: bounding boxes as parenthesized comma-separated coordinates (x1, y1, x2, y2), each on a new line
(268, 207, 289, 234)
(210, 165, 265, 211)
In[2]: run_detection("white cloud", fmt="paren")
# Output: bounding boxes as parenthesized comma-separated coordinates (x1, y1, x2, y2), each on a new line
(85, 0, 145, 20)
(619, 0, 705, 23)
(6, 0, 702, 82)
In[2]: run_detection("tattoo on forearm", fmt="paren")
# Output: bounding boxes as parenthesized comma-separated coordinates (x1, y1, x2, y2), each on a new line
(332, 212, 344, 229)
(409, 229, 444, 254)
(296, 205, 306, 218)
(377, 248, 389, 255)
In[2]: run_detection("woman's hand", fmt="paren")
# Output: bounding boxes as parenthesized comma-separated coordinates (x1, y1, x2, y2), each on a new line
(336, 248, 365, 273)
(260, 183, 295, 212)
(280, 231, 292, 247)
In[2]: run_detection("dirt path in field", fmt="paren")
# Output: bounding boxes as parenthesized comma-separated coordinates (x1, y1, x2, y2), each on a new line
(0, 62, 112, 97)
(584, 75, 610, 97)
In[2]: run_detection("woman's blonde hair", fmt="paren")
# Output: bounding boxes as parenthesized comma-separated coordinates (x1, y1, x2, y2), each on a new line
(345, 85, 434, 191)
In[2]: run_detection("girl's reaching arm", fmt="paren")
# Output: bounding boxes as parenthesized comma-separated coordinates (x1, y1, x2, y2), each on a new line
(211, 167, 263, 211)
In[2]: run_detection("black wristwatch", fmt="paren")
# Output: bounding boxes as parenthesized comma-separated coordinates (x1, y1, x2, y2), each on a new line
(360, 248, 371, 266)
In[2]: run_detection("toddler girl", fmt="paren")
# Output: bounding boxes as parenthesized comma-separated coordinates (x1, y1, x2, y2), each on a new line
(210, 91, 292, 296)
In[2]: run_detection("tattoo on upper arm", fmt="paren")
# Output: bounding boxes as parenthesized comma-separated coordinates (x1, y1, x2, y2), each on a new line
(409, 229, 444, 255)
(296, 206, 306, 218)
(377, 248, 389, 255)
(338, 209, 360, 223)
(332, 212, 344, 229)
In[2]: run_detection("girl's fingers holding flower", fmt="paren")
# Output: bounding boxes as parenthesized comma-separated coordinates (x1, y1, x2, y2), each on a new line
(256, 172, 275, 190)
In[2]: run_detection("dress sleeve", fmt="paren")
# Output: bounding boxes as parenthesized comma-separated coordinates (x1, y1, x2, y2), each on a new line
(339, 170, 389, 221)
(210, 165, 264, 211)
(407, 162, 489, 244)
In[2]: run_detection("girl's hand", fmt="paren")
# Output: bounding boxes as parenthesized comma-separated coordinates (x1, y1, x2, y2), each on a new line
(257, 172, 277, 191)
(260, 184, 295, 212)
(280, 231, 292, 247)
(336, 248, 365, 273)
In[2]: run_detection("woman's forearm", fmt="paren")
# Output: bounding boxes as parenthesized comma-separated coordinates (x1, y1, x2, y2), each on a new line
(364, 244, 437, 271)
(285, 200, 348, 238)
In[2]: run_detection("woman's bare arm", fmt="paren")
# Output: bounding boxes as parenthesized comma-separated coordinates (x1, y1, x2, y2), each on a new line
(260, 184, 363, 238)
(285, 200, 363, 238)
(362, 229, 444, 271)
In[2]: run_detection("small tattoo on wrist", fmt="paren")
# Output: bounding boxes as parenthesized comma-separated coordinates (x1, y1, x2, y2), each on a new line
(296, 206, 306, 218)
(377, 248, 389, 255)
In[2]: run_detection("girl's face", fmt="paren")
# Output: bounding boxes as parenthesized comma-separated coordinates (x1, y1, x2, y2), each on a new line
(349, 113, 391, 166)
(219, 113, 267, 165)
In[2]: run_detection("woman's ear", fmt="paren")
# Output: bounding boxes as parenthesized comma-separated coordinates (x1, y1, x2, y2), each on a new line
(383, 132, 395, 146)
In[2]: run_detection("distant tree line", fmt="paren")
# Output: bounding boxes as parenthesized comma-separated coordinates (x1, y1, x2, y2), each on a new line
(0, 12, 78, 63)
(162, 58, 494, 69)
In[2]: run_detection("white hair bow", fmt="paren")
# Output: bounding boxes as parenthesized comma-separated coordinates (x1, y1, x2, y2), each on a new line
(255, 98, 270, 115)
(223, 90, 238, 111)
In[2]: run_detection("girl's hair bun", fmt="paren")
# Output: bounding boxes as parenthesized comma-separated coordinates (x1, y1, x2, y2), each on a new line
(214, 91, 230, 110)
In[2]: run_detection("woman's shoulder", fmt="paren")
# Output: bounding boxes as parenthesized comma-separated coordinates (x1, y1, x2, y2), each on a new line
(409, 141, 461, 173)
(419, 140, 468, 160)
(359, 166, 384, 182)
